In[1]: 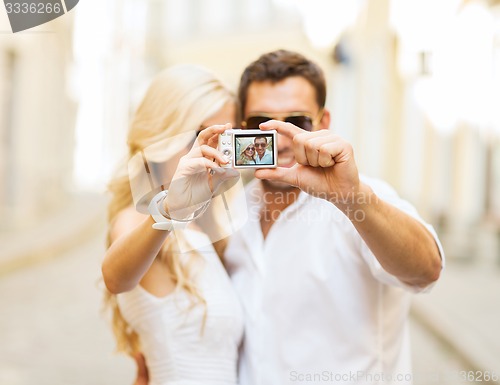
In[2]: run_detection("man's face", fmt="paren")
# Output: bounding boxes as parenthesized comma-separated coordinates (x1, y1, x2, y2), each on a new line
(244, 76, 329, 189)
(254, 138, 267, 157)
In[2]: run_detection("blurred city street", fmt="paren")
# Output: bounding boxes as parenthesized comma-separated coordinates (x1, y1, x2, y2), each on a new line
(2, 0, 500, 384)
(0, 198, 134, 385)
(411, 264, 500, 385)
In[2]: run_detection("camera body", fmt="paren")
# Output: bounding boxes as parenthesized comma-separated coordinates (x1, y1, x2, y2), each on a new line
(218, 129, 277, 169)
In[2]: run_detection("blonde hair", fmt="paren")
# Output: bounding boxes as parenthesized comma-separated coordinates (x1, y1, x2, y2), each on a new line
(104, 64, 235, 356)
(237, 139, 256, 165)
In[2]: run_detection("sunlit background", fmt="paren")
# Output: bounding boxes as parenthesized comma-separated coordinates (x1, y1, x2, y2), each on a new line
(1, 0, 499, 384)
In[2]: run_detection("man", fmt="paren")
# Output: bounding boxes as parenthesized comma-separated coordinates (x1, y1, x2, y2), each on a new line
(223, 49, 443, 385)
(134, 49, 443, 384)
(253, 135, 273, 165)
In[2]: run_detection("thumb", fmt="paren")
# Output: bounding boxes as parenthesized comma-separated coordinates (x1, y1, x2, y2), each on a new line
(254, 166, 298, 187)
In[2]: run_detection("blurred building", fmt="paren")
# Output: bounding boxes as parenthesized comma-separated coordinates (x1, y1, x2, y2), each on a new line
(0, 13, 75, 231)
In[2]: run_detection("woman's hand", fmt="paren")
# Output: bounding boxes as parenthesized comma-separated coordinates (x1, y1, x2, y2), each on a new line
(165, 124, 239, 220)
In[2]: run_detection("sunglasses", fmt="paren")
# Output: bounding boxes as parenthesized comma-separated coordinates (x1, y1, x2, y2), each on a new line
(242, 111, 323, 131)
(246, 147, 255, 151)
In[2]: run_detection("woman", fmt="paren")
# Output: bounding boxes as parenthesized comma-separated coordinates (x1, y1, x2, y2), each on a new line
(102, 65, 243, 385)
(236, 139, 256, 165)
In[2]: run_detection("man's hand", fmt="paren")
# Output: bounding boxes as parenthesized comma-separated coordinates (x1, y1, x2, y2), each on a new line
(256, 120, 442, 287)
(255, 120, 361, 211)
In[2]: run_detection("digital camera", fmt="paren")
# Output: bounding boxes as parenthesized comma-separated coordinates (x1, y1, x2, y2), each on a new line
(217, 129, 277, 169)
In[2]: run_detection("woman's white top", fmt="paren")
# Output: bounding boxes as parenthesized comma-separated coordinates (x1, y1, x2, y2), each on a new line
(117, 230, 244, 385)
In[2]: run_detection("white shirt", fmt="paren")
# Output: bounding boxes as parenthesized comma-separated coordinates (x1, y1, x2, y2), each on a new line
(224, 176, 444, 385)
(255, 150, 273, 165)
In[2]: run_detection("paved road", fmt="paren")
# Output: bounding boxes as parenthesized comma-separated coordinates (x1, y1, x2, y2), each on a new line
(411, 317, 471, 385)
(412, 261, 500, 376)
(0, 234, 134, 385)
(0, 232, 474, 385)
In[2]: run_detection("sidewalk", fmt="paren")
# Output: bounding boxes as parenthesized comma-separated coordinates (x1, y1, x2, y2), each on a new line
(0, 193, 134, 385)
(411, 261, 500, 384)
(0, 228, 134, 385)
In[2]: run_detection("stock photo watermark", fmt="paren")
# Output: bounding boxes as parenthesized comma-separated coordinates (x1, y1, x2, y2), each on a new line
(250, 188, 378, 224)
(3, 0, 79, 33)
(289, 370, 499, 383)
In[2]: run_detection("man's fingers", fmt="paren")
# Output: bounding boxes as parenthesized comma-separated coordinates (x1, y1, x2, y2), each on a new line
(303, 135, 340, 167)
(317, 141, 350, 167)
(318, 143, 336, 167)
(290, 130, 330, 166)
(303, 136, 324, 167)
(254, 166, 298, 187)
(291, 132, 310, 165)
(292, 131, 348, 168)
(259, 120, 303, 139)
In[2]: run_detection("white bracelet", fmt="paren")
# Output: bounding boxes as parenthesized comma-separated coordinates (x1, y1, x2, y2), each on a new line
(147, 190, 187, 231)
(147, 190, 210, 231)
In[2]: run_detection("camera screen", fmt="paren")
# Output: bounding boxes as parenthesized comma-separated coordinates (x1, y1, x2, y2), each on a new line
(234, 133, 275, 167)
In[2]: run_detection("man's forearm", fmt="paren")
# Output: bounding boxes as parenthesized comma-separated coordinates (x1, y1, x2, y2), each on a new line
(336, 183, 442, 287)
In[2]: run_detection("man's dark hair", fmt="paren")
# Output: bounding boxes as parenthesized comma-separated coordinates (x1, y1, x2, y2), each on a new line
(238, 49, 326, 117)
(253, 135, 268, 143)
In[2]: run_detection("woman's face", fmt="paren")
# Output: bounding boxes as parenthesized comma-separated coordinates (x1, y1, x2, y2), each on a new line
(244, 145, 255, 157)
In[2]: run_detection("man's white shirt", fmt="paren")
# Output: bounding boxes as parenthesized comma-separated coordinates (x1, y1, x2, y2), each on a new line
(224, 176, 444, 385)
(254, 150, 273, 165)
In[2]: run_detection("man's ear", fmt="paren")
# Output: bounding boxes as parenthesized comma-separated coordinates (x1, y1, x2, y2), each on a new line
(315, 109, 331, 131)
